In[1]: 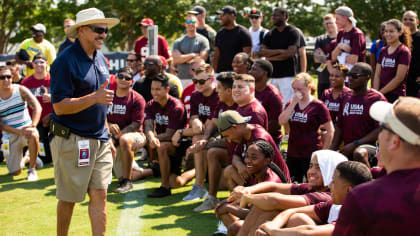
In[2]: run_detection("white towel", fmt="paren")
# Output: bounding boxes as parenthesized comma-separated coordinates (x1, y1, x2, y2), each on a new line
(312, 150, 348, 186)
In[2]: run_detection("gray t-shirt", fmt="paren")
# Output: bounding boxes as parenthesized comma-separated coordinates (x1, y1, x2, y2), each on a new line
(173, 34, 209, 79)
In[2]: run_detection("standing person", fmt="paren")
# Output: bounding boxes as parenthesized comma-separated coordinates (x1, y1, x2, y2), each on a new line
(20, 53, 53, 164)
(403, 11, 420, 97)
(373, 19, 411, 103)
(58, 19, 75, 55)
(278, 73, 334, 182)
(172, 13, 209, 81)
(248, 8, 267, 59)
(15, 23, 56, 77)
(259, 7, 300, 105)
(49, 8, 119, 236)
(6, 59, 23, 84)
(125, 52, 143, 85)
(327, 6, 366, 73)
(188, 6, 217, 63)
(314, 14, 338, 97)
(213, 6, 252, 73)
(134, 18, 172, 62)
(0, 66, 42, 181)
(369, 22, 387, 78)
(333, 97, 420, 235)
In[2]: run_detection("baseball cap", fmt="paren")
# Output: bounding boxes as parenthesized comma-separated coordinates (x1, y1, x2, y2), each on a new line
(249, 8, 262, 17)
(216, 6, 237, 16)
(188, 6, 205, 15)
(370, 98, 420, 145)
(335, 6, 357, 26)
(139, 18, 154, 26)
(33, 53, 47, 62)
(216, 110, 251, 133)
(31, 23, 46, 34)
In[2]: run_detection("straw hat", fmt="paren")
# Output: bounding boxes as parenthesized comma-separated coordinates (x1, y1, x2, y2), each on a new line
(66, 8, 120, 38)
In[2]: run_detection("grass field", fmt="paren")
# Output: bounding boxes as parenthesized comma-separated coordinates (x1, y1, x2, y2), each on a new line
(0, 160, 230, 236)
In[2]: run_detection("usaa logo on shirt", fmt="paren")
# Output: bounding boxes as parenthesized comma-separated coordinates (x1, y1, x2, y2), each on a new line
(155, 113, 169, 125)
(290, 111, 308, 123)
(381, 57, 396, 68)
(343, 103, 364, 116)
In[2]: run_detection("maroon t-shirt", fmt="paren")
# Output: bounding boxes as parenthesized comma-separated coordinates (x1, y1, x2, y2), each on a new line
(232, 124, 290, 182)
(314, 200, 333, 224)
(330, 27, 366, 62)
(255, 84, 284, 142)
(245, 167, 283, 186)
(210, 101, 238, 120)
(190, 89, 219, 123)
(378, 44, 411, 96)
(333, 168, 420, 236)
(290, 183, 332, 205)
(20, 74, 52, 121)
(237, 99, 268, 130)
(320, 87, 352, 124)
(337, 89, 387, 145)
(287, 99, 331, 159)
(370, 167, 387, 179)
(107, 89, 145, 132)
(145, 95, 186, 134)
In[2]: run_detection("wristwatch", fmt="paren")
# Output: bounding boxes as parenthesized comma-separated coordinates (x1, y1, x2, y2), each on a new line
(178, 129, 184, 136)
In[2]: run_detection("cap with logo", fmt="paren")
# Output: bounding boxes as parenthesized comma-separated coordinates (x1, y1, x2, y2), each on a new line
(216, 6, 237, 16)
(139, 18, 154, 27)
(249, 9, 262, 17)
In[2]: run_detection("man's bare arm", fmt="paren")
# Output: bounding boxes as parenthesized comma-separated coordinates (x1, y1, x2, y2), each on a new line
(20, 85, 41, 127)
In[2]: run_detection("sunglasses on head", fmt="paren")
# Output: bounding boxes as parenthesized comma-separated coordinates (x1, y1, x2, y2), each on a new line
(85, 25, 108, 34)
(0, 75, 12, 80)
(117, 73, 132, 81)
(192, 77, 211, 85)
(348, 72, 368, 79)
(185, 20, 196, 24)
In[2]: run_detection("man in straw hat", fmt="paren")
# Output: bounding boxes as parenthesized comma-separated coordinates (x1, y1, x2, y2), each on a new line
(49, 8, 119, 236)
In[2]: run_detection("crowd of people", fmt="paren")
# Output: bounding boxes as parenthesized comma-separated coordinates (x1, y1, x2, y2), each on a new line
(0, 4, 419, 236)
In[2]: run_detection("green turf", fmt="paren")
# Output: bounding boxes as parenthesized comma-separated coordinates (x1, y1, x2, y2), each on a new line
(0, 161, 229, 235)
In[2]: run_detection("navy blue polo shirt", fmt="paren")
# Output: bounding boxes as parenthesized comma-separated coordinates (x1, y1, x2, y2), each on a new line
(50, 39, 109, 141)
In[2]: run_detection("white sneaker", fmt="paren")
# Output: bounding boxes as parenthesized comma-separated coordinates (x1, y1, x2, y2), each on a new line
(20, 155, 30, 167)
(217, 221, 228, 234)
(182, 184, 208, 201)
(36, 157, 44, 169)
(194, 195, 220, 212)
(27, 168, 38, 181)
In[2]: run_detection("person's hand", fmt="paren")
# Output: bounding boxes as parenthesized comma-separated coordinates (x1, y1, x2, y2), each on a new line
(42, 114, 52, 127)
(42, 93, 51, 103)
(148, 136, 160, 149)
(95, 80, 114, 105)
(338, 43, 351, 52)
(340, 142, 356, 157)
(189, 139, 208, 153)
(171, 130, 182, 147)
(109, 123, 120, 137)
(108, 138, 116, 158)
(21, 126, 37, 139)
(239, 194, 251, 208)
(215, 200, 236, 218)
(255, 228, 270, 236)
(258, 221, 277, 236)
(228, 186, 249, 203)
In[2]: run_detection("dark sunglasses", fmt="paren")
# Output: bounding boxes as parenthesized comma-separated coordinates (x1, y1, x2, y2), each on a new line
(0, 75, 12, 80)
(249, 16, 260, 19)
(64, 25, 73, 28)
(192, 77, 211, 85)
(185, 20, 196, 24)
(85, 25, 108, 34)
(33, 60, 46, 65)
(348, 73, 368, 79)
(117, 73, 132, 81)
(379, 122, 394, 134)
(144, 61, 156, 66)
(126, 59, 138, 62)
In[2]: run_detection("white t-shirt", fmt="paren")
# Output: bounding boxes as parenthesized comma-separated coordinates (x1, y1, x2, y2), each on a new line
(249, 27, 265, 52)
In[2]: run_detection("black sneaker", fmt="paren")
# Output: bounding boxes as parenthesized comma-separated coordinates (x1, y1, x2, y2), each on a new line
(114, 179, 133, 193)
(147, 186, 171, 198)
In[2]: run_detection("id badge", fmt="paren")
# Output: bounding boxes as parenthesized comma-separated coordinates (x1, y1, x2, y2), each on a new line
(317, 63, 326, 72)
(39, 142, 46, 157)
(2, 139, 10, 156)
(78, 140, 90, 167)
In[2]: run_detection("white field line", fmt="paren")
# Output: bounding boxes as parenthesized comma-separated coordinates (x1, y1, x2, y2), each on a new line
(116, 181, 146, 236)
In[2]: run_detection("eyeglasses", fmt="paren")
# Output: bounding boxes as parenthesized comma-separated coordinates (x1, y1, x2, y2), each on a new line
(126, 59, 138, 62)
(117, 73, 132, 81)
(249, 16, 260, 19)
(379, 122, 394, 133)
(64, 25, 73, 28)
(84, 25, 108, 34)
(33, 60, 46, 65)
(0, 75, 12, 80)
(192, 77, 211, 85)
(348, 73, 368, 79)
(144, 61, 156, 66)
(185, 20, 196, 24)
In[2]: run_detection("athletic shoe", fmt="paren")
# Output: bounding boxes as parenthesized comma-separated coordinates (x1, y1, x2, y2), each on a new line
(132, 160, 143, 172)
(36, 157, 44, 169)
(194, 195, 219, 212)
(147, 186, 171, 198)
(182, 184, 208, 201)
(27, 168, 38, 181)
(114, 179, 133, 193)
(217, 221, 228, 233)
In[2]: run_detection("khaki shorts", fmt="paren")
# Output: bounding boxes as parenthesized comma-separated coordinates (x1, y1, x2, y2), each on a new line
(113, 132, 146, 179)
(51, 133, 113, 203)
(2, 133, 33, 173)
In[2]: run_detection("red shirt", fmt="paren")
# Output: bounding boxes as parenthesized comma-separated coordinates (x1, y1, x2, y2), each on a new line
(291, 183, 332, 205)
(314, 200, 334, 224)
(287, 99, 331, 159)
(332, 27, 366, 62)
(20, 74, 52, 121)
(333, 168, 420, 236)
(320, 87, 352, 124)
(210, 101, 238, 120)
(190, 89, 219, 123)
(145, 95, 186, 134)
(134, 35, 171, 61)
(108, 74, 117, 91)
(237, 99, 268, 130)
(181, 82, 196, 122)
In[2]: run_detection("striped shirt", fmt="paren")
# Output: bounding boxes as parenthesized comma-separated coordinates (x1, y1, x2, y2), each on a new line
(0, 84, 32, 138)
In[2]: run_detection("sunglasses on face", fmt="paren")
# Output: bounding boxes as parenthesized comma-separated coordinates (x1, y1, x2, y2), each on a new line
(192, 77, 211, 85)
(0, 75, 12, 80)
(126, 59, 138, 62)
(185, 20, 196, 24)
(144, 61, 156, 66)
(33, 60, 46, 65)
(348, 73, 368, 79)
(64, 25, 73, 28)
(85, 25, 108, 34)
(249, 16, 260, 19)
(117, 73, 132, 81)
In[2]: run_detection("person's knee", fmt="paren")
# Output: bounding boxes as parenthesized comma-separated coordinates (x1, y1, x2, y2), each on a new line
(286, 213, 315, 228)
(228, 221, 242, 236)
(223, 165, 235, 180)
(88, 189, 107, 205)
(119, 134, 133, 152)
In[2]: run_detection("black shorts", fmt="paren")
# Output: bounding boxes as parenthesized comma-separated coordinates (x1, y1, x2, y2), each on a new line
(170, 137, 192, 175)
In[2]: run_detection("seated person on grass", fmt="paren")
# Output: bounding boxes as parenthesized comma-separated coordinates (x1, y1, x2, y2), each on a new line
(225, 150, 348, 236)
(0, 65, 42, 181)
(107, 67, 147, 193)
(256, 161, 372, 236)
(171, 64, 219, 202)
(145, 74, 195, 198)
